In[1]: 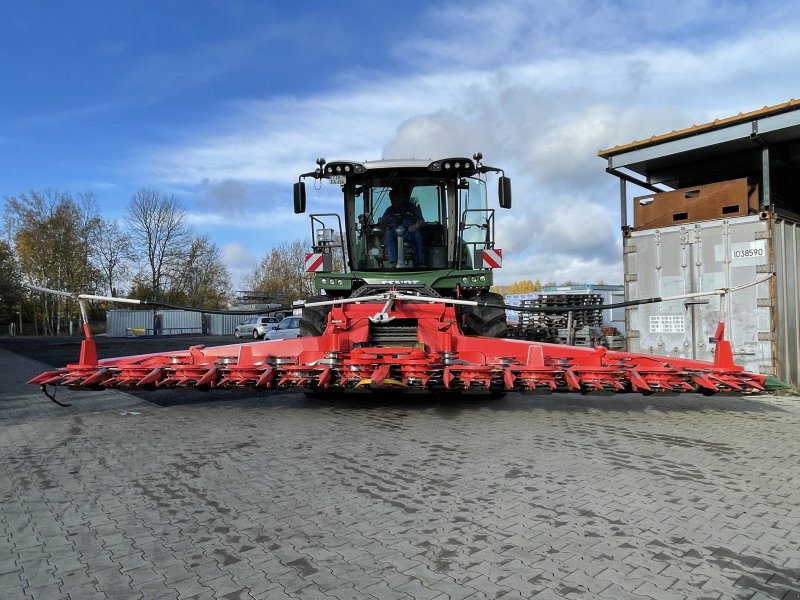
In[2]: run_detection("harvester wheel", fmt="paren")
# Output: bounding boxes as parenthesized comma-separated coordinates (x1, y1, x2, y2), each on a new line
(300, 295, 332, 337)
(459, 292, 508, 338)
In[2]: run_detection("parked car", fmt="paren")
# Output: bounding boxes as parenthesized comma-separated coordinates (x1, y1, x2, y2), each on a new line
(265, 316, 301, 340)
(234, 316, 281, 339)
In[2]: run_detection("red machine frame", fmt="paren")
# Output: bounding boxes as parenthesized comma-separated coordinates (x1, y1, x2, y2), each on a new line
(30, 292, 765, 395)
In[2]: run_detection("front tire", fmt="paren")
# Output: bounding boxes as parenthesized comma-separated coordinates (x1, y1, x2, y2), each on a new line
(458, 291, 509, 338)
(234, 329, 241, 339)
(252, 329, 260, 339)
(299, 295, 333, 337)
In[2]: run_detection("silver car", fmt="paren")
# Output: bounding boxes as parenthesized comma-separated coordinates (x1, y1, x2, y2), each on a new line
(265, 316, 301, 340)
(234, 316, 280, 339)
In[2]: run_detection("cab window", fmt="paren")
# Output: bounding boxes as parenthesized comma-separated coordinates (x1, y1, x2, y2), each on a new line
(351, 177, 448, 270)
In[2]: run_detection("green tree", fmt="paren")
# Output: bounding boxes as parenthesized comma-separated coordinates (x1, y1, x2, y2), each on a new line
(168, 235, 232, 308)
(245, 239, 315, 304)
(4, 190, 101, 333)
(0, 240, 22, 327)
(494, 279, 542, 295)
(127, 274, 153, 302)
(507, 279, 542, 293)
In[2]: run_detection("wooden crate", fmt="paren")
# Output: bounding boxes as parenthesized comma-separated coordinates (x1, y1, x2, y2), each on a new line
(633, 178, 759, 231)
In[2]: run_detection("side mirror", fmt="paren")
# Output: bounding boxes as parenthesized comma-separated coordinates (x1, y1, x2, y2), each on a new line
(293, 182, 307, 214)
(498, 176, 512, 209)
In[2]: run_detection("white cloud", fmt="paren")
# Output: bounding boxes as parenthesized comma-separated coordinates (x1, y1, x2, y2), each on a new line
(221, 242, 257, 290)
(187, 208, 301, 230)
(133, 1, 800, 286)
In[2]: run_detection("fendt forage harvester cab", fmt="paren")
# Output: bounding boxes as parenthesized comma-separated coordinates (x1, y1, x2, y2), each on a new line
(293, 153, 510, 340)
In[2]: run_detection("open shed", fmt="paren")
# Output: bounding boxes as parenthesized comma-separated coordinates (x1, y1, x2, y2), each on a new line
(598, 100, 800, 388)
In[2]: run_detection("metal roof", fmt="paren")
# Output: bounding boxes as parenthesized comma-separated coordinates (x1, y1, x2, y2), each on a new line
(599, 99, 800, 157)
(597, 99, 800, 194)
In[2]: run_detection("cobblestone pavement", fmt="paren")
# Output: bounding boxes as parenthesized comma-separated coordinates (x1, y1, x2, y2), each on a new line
(1, 347, 799, 599)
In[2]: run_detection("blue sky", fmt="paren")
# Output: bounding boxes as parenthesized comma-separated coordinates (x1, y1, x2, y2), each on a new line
(2, 0, 799, 288)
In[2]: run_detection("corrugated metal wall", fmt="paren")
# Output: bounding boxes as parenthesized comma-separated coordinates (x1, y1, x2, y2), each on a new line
(155, 310, 203, 335)
(205, 313, 261, 336)
(624, 212, 800, 385)
(107, 310, 155, 337)
(772, 215, 800, 388)
(107, 310, 264, 337)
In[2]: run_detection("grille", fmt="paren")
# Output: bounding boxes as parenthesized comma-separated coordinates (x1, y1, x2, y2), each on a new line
(369, 319, 419, 347)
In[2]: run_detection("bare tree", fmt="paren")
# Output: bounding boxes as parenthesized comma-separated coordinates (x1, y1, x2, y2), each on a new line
(92, 218, 135, 296)
(126, 189, 192, 301)
(245, 239, 315, 304)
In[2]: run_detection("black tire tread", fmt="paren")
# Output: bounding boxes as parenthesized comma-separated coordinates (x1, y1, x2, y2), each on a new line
(461, 292, 508, 338)
(299, 295, 332, 338)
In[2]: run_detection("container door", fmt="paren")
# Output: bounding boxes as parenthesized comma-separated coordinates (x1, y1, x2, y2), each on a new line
(624, 215, 773, 375)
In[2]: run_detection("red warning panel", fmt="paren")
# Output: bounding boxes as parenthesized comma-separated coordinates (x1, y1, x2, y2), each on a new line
(305, 253, 325, 272)
(480, 248, 502, 268)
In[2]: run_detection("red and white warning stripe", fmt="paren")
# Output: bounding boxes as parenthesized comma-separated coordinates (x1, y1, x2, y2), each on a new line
(305, 252, 325, 272)
(480, 248, 502, 269)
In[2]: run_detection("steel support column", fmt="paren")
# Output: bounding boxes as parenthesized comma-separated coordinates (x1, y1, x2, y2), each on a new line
(619, 178, 628, 229)
(761, 145, 771, 208)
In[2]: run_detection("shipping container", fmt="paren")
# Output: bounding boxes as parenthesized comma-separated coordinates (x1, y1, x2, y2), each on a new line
(623, 211, 800, 387)
(155, 310, 203, 335)
(106, 310, 156, 338)
(205, 312, 262, 336)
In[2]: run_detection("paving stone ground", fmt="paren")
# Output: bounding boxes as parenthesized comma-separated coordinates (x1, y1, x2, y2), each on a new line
(1, 344, 799, 599)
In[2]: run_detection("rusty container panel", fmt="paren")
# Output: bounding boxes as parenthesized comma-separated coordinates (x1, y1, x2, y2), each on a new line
(633, 178, 759, 231)
(623, 214, 779, 379)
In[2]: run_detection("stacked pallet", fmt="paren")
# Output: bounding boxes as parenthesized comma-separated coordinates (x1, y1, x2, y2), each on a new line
(510, 294, 605, 343)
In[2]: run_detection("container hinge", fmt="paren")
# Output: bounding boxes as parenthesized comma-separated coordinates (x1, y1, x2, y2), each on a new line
(627, 330, 640, 339)
(756, 297, 775, 307)
(755, 263, 774, 273)
(624, 273, 638, 282)
(759, 365, 776, 375)
(754, 230, 770, 240)
(623, 244, 637, 254)
(758, 332, 776, 341)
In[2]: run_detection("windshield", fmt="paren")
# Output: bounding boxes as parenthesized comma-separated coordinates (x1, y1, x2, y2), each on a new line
(348, 176, 449, 271)
(343, 173, 491, 271)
